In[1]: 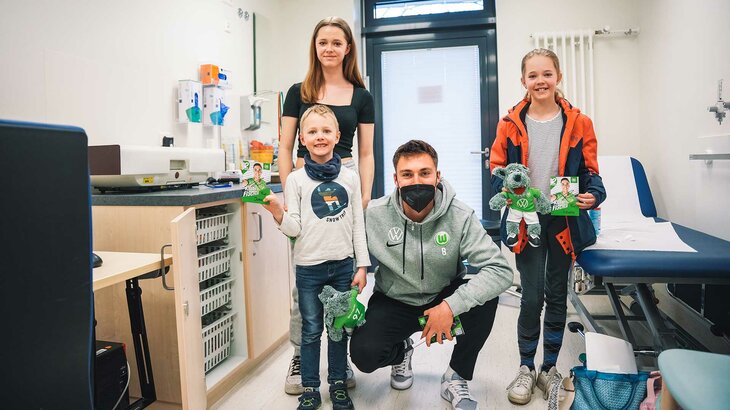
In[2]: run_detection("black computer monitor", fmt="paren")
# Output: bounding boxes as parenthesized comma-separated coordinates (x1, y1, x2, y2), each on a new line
(0, 119, 94, 409)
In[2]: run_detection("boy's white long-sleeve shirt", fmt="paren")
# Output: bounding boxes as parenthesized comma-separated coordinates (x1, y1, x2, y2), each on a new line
(278, 167, 370, 268)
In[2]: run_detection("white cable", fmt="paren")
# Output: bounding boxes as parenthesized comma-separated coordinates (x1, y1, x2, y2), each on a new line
(112, 361, 130, 410)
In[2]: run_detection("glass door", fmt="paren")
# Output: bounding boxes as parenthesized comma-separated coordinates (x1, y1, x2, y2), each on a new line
(368, 32, 499, 220)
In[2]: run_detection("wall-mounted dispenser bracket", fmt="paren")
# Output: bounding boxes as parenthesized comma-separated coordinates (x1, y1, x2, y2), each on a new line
(241, 95, 268, 131)
(708, 79, 730, 125)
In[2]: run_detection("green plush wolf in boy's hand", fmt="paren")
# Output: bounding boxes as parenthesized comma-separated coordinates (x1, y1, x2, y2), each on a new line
(489, 163, 551, 248)
(319, 286, 366, 342)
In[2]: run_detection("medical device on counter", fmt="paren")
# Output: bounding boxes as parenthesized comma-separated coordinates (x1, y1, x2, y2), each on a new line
(89, 145, 224, 192)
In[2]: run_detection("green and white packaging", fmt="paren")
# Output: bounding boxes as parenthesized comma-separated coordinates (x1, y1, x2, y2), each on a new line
(418, 314, 465, 343)
(240, 160, 271, 204)
(550, 176, 579, 216)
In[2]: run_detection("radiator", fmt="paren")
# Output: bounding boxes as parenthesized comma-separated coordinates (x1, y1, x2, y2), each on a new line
(532, 30, 595, 120)
(530, 28, 639, 125)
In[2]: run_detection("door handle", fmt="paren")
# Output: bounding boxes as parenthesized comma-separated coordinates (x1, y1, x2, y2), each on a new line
(160, 243, 173, 291)
(470, 147, 490, 170)
(251, 211, 263, 256)
(469, 147, 490, 157)
(252, 212, 263, 242)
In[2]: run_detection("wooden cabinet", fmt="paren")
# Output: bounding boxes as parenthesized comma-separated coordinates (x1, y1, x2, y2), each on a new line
(169, 207, 206, 409)
(93, 192, 291, 409)
(243, 195, 292, 358)
(93, 205, 187, 404)
(168, 200, 257, 407)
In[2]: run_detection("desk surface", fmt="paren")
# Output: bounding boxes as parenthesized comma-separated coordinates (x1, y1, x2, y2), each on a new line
(91, 182, 283, 206)
(93, 251, 172, 291)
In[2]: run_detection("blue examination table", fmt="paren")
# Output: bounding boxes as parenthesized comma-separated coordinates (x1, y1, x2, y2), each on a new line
(569, 158, 730, 357)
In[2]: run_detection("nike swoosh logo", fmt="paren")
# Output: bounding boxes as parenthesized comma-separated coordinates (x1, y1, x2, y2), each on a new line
(386, 242, 401, 247)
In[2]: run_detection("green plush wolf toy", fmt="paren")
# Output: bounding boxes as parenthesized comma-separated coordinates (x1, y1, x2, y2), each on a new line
(489, 163, 551, 248)
(318, 286, 366, 342)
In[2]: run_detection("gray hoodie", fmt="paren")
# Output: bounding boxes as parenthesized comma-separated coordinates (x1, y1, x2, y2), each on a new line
(365, 179, 513, 316)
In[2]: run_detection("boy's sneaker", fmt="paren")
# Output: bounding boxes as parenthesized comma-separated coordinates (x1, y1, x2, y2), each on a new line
(440, 368, 478, 410)
(506, 365, 536, 405)
(390, 338, 414, 390)
(330, 380, 355, 410)
(286, 356, 355, 394)
(536, 366, 563, 401)
(297, 387, 322, 410)
(286, 355, 303, 395)
(505, 233, 518, 247)
(527, 233, 541, 247)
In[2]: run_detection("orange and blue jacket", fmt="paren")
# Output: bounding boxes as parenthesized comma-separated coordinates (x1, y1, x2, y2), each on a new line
(489, 98, 606, 256)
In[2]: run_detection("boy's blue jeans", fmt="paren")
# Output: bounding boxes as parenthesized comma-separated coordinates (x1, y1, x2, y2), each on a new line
(296, 257, 353, 388)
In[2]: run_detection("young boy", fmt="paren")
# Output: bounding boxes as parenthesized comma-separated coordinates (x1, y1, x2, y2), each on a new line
(263, 104, 368, 410)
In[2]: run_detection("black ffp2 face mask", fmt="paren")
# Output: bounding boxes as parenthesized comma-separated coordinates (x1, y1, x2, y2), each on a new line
(399, 183, 436, 213)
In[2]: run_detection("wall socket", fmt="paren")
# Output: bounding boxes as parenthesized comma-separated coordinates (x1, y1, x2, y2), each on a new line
(160, 131, 174, 147)
(224, 20, 231, 33)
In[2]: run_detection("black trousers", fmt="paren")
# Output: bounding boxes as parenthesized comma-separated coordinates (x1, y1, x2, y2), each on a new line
(350, 278, 499, 380)
(515, 214, 572, 370)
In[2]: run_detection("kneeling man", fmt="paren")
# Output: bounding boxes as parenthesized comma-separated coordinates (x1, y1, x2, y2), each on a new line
(351, 140, 513, 410)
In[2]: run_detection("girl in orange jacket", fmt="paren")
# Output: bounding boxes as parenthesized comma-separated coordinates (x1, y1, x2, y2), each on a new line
(491, 48, 606, 406)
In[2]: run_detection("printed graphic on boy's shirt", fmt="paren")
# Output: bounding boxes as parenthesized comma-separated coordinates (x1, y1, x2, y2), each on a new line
(550, 176, 579, 216)
(311, 182, 349, 219)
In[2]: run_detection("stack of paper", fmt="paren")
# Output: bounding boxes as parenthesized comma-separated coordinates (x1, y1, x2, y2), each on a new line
(585, 332, 637, 374)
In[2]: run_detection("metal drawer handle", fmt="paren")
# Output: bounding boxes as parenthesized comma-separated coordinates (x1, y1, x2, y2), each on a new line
(252, 212, 263, 242)
(160, 243, 173, 290)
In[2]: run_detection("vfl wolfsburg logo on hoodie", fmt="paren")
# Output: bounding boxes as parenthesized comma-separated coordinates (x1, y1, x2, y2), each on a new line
(311, 182, 349, 220)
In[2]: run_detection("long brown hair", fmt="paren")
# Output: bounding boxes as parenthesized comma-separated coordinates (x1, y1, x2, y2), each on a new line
(521, 48, 564, 101)
(301, 17, 366, 104)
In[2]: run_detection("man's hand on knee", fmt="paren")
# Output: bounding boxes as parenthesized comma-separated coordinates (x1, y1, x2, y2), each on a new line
(421, 301, 454, 347)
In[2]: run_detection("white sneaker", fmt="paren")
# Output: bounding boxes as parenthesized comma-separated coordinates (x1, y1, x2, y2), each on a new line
(536, 366, 563, 402)
(390, 338, 414, 390)
(440, 368, 478, 410)
(506, 365, 536, 405)
(285, 355, 303, 395)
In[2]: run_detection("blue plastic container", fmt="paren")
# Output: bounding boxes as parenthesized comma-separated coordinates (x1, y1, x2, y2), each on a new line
(588, 208, 601, 236)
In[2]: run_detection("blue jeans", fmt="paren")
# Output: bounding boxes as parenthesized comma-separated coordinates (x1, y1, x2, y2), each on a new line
(296, 257, 353, 388)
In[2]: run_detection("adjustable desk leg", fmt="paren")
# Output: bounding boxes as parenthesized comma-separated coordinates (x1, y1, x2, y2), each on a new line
(634, 283, 672, 352)
(605, 283, 638, 347)
(125, 278, 157, 409)
(568, 281, 606, 334)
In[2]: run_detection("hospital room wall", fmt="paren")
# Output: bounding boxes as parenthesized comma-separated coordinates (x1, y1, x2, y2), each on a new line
(637, 0, 730, 241)
(0, 0, 357, 157)
(0, 0, 285, 148)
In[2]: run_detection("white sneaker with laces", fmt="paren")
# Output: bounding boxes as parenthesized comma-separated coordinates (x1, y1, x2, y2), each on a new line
(506, 365, 536, 404)
(536, 366, 563, 403)
(390, 338, 414, 390)
(285, 355, 303, 395)
(440, 367, 478, 410)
